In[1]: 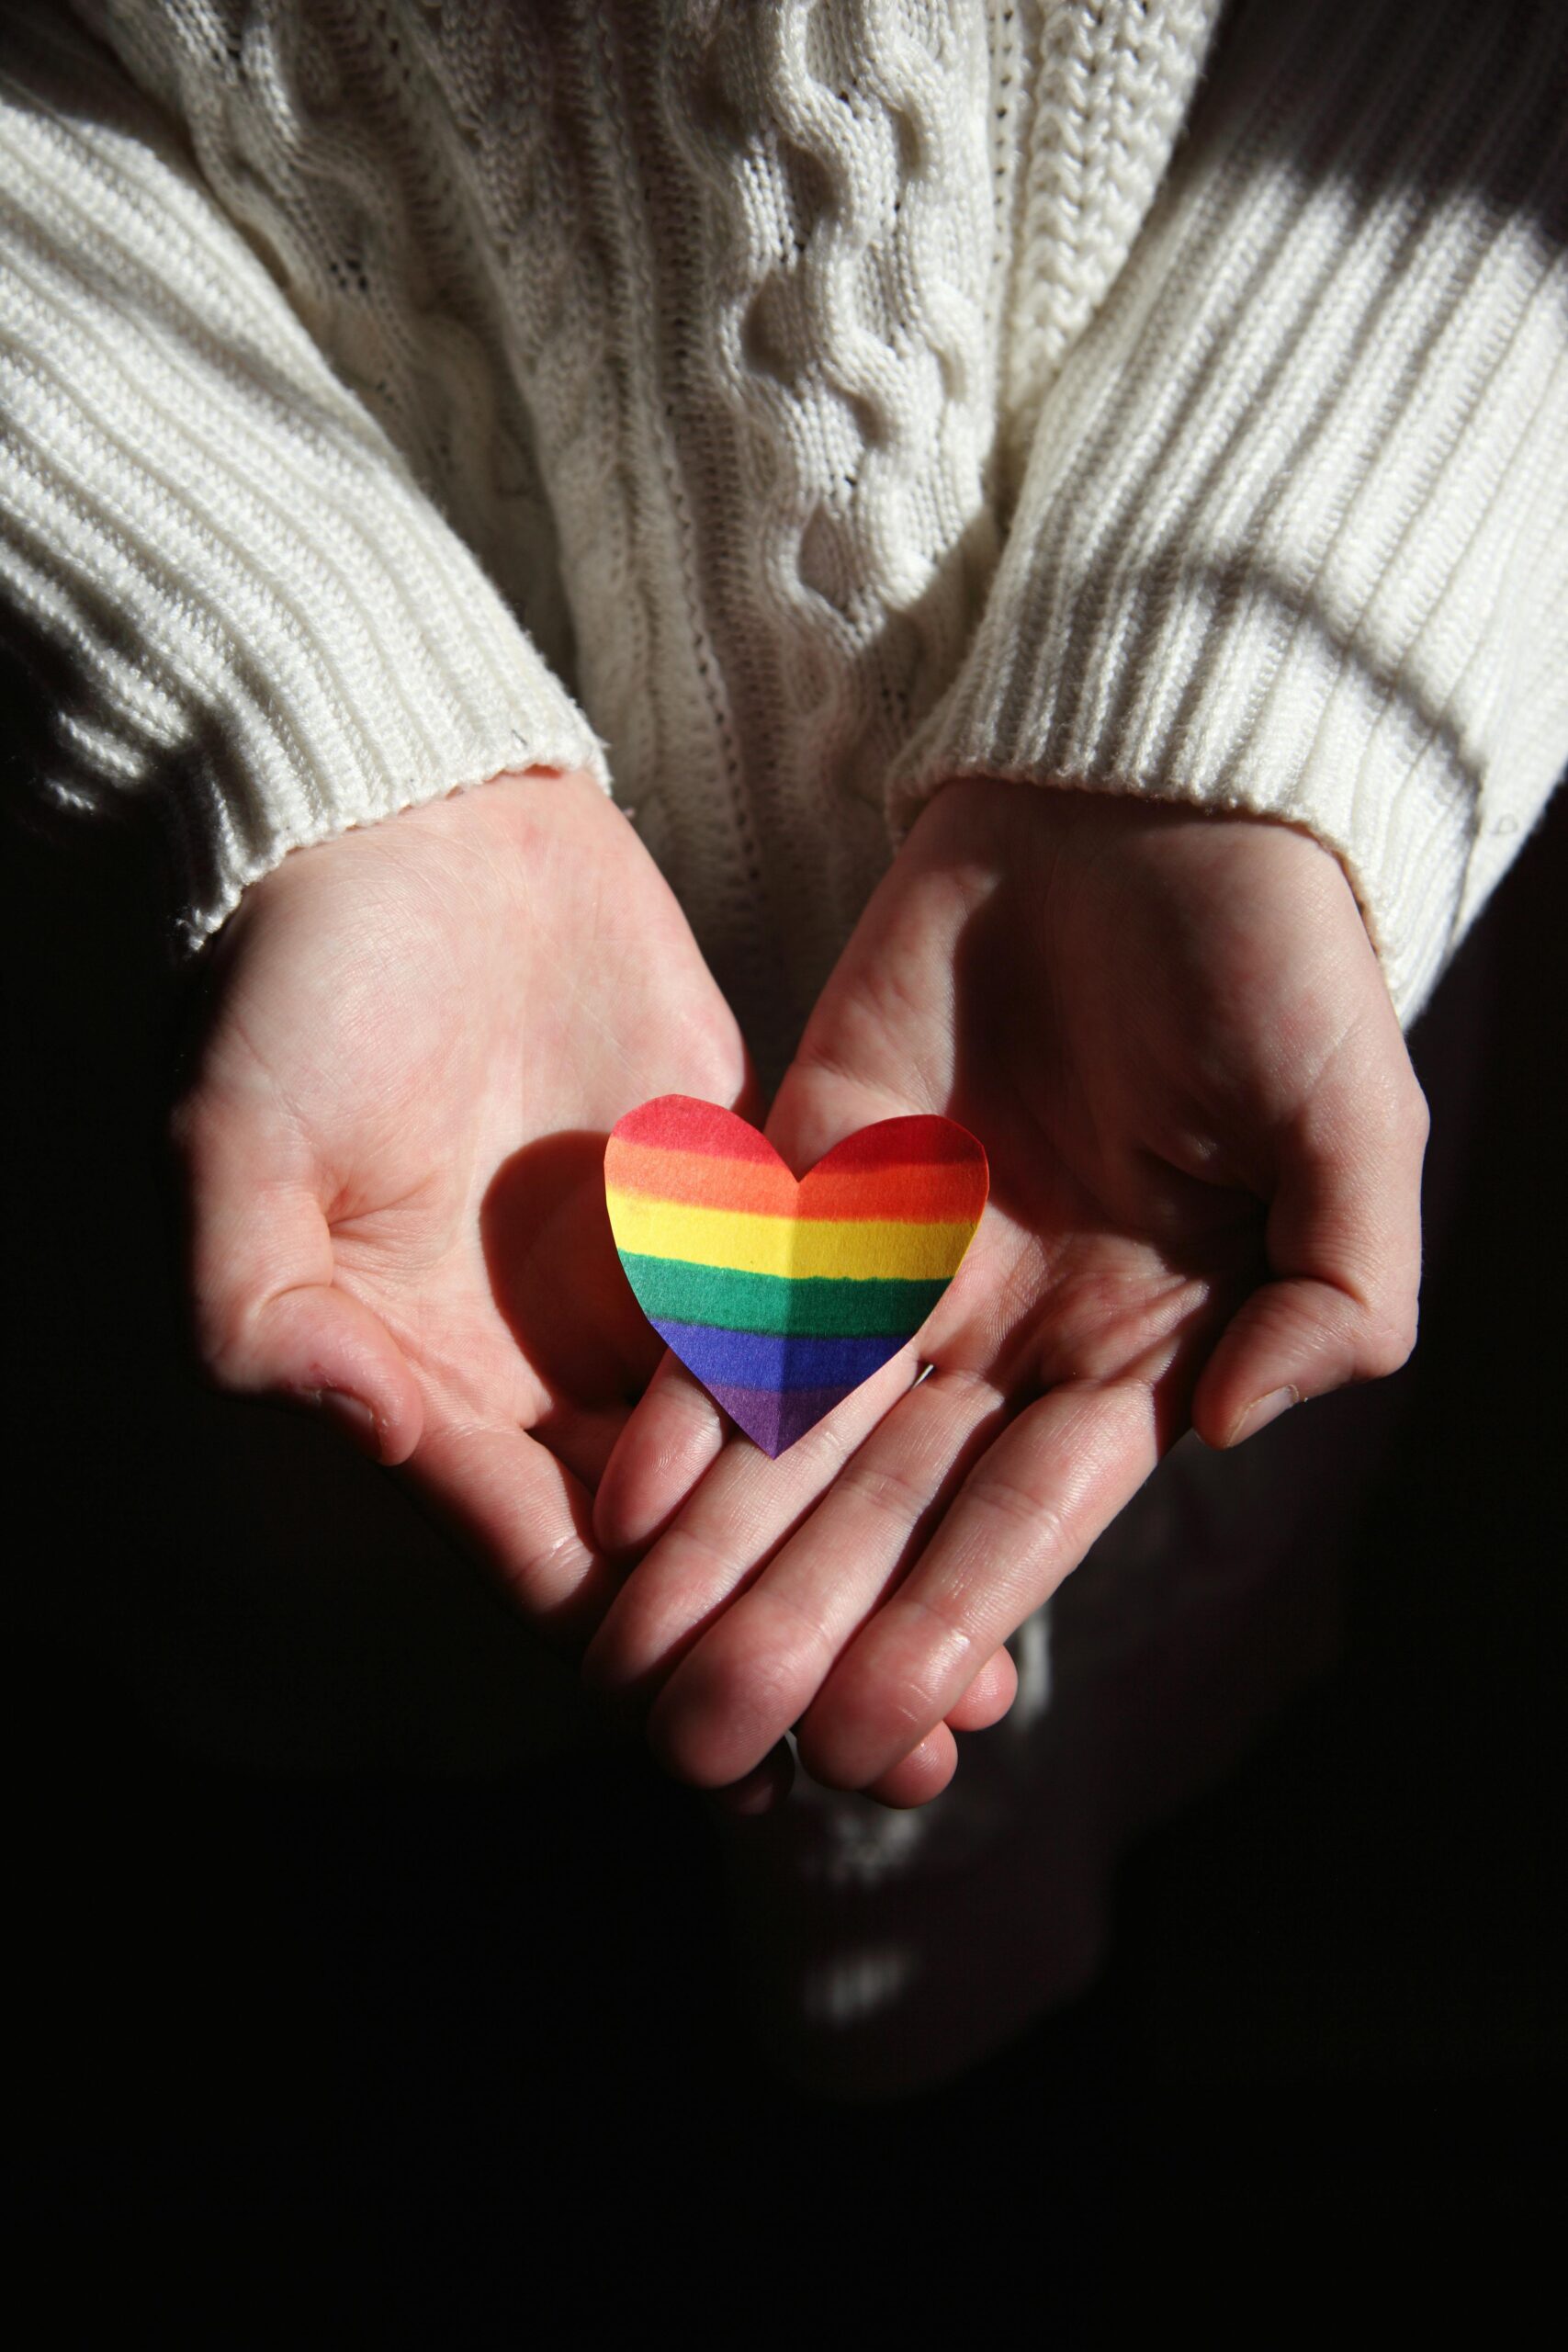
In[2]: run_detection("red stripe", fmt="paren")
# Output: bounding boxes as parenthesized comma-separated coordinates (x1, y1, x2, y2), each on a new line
(814, 1116, 986, 1175)
(609, 1097, 780, 1162)
(606, 1103, 988, 1222)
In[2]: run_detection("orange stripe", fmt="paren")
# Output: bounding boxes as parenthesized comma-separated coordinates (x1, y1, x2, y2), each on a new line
(605, 1138, 987, 1224)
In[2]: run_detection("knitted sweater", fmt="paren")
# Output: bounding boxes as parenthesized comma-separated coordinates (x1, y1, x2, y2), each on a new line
(2, 0, 1564, 1066)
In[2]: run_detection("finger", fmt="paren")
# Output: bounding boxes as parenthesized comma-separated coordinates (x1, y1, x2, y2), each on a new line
(944, 1644, 1017, 1733)
(704, 1739, 796, 1817)
(795, 1377, 1158, 1791)
(537, 1402, 637, 1496)
(592, 1059, 770, 1555)
(592, 1053, 907, 1559)
(642, 1364, 1006, 1787)
(247, 1280, 424, 1464)
(582, 1345, 923, 1713)
(592, 1350, 729, 1555)
(708, 1697, 981, 1817)
(686, 1062, 976, 1809)
(861, 1723, 958, 1810)
(179, 1102, 422, 1463)
(799, 1654, 1010, 1822)
(407, 1418, 619, 1654)
(1192, 1024, 1428, 1449)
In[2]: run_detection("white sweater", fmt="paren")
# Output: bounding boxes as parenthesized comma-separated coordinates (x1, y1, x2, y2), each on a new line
(2, 0, 1564, 1068)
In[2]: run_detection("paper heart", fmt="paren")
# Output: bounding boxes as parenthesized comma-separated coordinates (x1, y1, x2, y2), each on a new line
(604, 1097, 988, 1456)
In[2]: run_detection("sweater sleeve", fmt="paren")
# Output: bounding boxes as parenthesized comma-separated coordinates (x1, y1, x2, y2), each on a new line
(886, 0, 1568, 1024)
(0, 6, 606, 952)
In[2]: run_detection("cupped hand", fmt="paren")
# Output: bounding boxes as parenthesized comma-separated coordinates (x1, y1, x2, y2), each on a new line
(586, 780, 1427, 1804)
(174, 768, 748, 1646)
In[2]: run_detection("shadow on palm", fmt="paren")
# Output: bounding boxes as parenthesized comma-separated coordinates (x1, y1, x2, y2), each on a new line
(481, 1128, 664, 1435)
(908, 858, 1265, 1443)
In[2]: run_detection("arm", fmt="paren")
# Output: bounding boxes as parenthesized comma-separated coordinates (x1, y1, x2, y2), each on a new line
(2, 8, 749, 1645)
(589, 0, 1568, 1807)
(1, 3, 604, 937)
(887, 0, 1568, 1018)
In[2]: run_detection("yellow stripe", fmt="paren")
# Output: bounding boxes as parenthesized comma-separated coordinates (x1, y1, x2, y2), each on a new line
(604, 1186, 977, 1282)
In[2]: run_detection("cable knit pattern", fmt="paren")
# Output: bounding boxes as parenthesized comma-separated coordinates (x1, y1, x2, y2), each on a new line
(653, 3, 1005, 1018)
(890, 0, 1568, 1018)
(2, 0, 1564, 1046)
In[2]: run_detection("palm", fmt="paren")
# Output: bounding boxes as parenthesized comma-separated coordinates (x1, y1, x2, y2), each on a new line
(589, 781, 1425, 1804)
(785, 795, 1290, 1419)
(178, 770, 747, 1640)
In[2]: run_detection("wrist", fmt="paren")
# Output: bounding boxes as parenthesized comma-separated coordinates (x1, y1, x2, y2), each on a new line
(220, 763, 610, 932)
(915, 773, 1369, 922)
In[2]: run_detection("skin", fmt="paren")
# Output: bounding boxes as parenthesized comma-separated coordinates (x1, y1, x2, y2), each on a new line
(177, 768, 1427, 1810)
(173, 768, 750, 1650)
(584, 778, 1428, 1810)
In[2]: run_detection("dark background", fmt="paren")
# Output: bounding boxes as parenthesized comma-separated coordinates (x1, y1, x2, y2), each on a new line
(7, 779, 1563, 2341)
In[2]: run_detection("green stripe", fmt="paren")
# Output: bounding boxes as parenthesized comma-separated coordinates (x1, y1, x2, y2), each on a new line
(617, 1252, 946, 1338)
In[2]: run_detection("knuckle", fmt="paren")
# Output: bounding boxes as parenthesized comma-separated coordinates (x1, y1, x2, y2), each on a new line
(660, 1366, 726, 1429)
(761, 1586, 835, 1677)
(507, 1521, 591, 1622)
(964, 1470, 1066, 1569)
(836, 1452, 931, 1532)
(192, 1305, 260, 1394)
(1360, 1298, 1419, 1378)
(189, 1276, 294, 1396)
(658, 1650, 794, 1786)
(898, 1594, 985, 1702)
(192, 1331, 246, 1395)
(797, 1655, 936, 1791)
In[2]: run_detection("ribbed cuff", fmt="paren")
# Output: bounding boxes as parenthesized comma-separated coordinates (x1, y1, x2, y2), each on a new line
(888, 0, 1568, 1023)
(1, 14, 607, 951)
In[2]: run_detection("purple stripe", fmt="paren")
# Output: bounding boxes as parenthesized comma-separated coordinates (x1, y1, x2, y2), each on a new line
(650, 1319, 904, 1391)
(705, 1380, 863, 1458)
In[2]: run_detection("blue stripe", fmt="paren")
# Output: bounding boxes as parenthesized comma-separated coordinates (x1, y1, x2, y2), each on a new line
(650, 1319, 908, 1392)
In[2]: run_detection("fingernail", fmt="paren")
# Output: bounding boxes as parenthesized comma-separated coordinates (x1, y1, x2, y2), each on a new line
(315, 1389, 382, 1459)
(1228, 1385, 1300, 1447)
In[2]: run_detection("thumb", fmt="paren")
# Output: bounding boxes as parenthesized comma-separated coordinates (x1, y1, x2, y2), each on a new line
(175, 1091, 423, 1465)
(1192, 1032, 1428, 1449)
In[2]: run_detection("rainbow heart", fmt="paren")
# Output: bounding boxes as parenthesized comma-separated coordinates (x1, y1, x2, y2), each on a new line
(604, 1098, 988, 1456)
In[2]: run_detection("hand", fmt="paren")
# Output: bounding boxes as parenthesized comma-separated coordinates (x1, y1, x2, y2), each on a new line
(174, 769, 747, 1647)
(586, 780, 1427, 1805)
